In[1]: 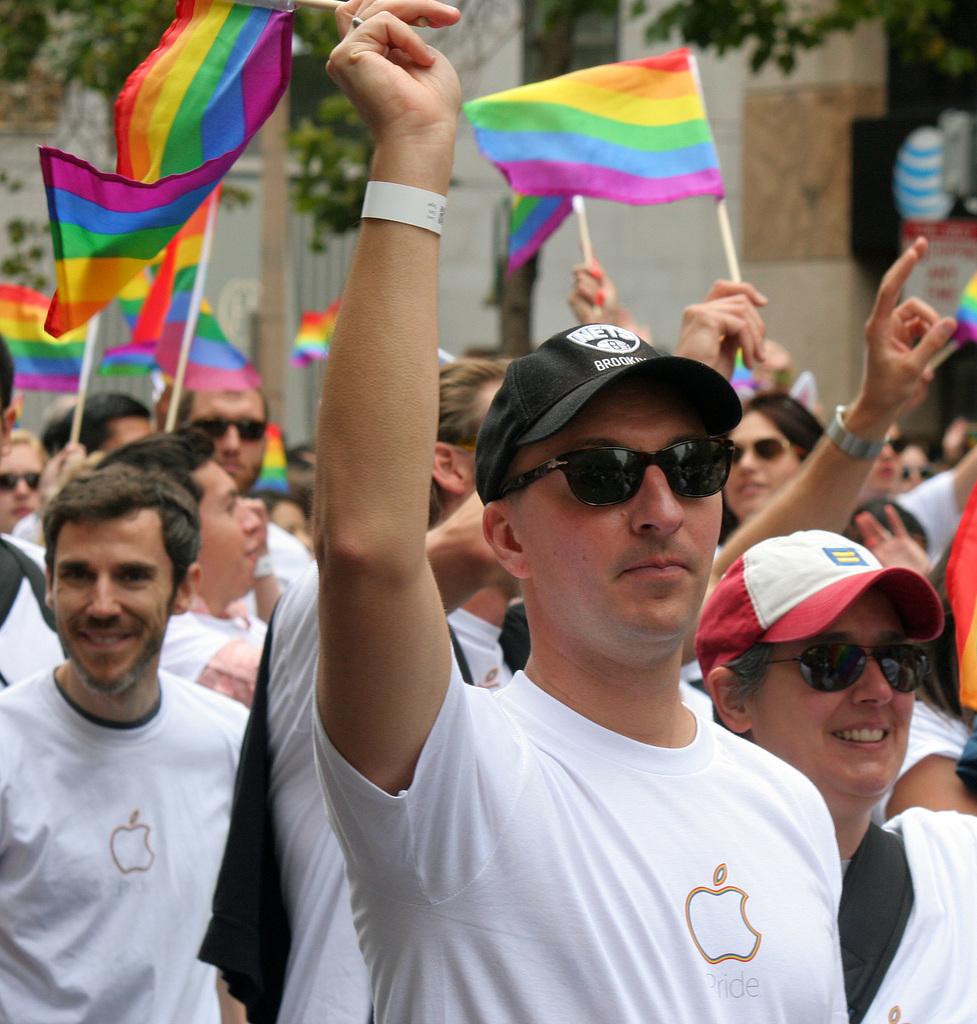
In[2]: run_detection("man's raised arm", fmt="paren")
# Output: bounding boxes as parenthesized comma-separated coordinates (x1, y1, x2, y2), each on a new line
(314, 0, 463, 794)
(711, 237, 957, 587)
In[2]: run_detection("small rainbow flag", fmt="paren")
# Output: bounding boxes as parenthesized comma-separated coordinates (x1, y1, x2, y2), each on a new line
(507, 193, 573, 276)
(291, 300, 339, 367)
(0, 284, 87, 392)
(138, 190, 261, 392)
(463, 49, 724, 207)
(117, 266, 156, 332)
(947, 475, 977, 710)
(254, 422, 289, 492)
(41, 0, 291, 337)
(100, 269, 160, 376)
(954, 269, 977, 345)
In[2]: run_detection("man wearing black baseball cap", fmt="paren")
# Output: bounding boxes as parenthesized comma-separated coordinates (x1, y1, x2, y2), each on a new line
(312, 5, 850, 1022)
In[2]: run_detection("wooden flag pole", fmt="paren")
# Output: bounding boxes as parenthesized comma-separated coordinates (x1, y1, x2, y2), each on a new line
(69, 311, 101, 447)
(716, 198, 741, 283)
(572, 195, 594, 267)
(927, 341, 958, 372)
(165, 191, 220, 432)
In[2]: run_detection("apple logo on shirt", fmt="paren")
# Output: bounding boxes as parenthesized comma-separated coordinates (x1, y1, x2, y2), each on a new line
(685, 863, 762, 964)
(110, 810, 155, 874)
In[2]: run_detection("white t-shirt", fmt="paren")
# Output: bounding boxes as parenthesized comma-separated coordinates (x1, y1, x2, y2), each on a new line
(0, 534, 63, 687)
(268, 520, 314, 588)
(447, 605, 513, 690)
(162, 606, 267, 683)
(866, 808, 977, 1021)
(0, 669, 247, 1023)
(901, 700, 971, 779)
(266, 563, 372, 1024)
(873, 700, 972, 823)
(315, 666, 848, 1024)
(896, 470, 958, 562)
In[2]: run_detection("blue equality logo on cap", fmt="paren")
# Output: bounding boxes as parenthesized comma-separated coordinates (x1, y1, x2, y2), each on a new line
(823, 547, 869, 567)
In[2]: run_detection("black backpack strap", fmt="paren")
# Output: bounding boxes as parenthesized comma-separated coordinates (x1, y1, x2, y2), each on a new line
(0, 541, 24, 631)
(839, 822, 914, 1023)
(2, 539, 57, 632)
(449, 623, 475, 686)
(499, 601, 531, 674)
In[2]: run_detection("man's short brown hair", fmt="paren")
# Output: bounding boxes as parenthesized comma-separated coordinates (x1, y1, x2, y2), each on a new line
(44, 463, 201, 590)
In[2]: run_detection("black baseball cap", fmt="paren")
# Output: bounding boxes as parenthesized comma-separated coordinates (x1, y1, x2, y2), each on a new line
(474, 324, 742, 503)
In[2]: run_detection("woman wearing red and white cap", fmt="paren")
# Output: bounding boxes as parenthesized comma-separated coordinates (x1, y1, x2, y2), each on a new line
(698, 529, 977, 1021)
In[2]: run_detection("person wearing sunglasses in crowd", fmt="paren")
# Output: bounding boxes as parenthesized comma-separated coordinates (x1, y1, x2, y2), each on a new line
(699, 530, 977, 1019)
(312, 5, 853, 1019)
(175, 387, 313, 593)
(0, 430, 46, 541)
(721, 392, 823, 543)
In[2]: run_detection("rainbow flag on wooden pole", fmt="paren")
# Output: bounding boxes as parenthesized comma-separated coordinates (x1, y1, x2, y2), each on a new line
(947, 477, 977, 710)
(41, 0, 292, 337)
(0, 284, 88, 392)
(464, 48, 740, 281)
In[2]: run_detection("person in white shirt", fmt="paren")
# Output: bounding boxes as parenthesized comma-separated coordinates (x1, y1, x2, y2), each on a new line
(102, 431, 272, 706)
(0, 460, 248, 1023)
(700, 530, 977, 1020)
(312, 6, 849, 1020)
(176, 385, 313, 590)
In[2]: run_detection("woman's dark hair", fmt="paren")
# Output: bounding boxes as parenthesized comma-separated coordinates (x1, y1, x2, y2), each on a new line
(744, 393, 823, 454)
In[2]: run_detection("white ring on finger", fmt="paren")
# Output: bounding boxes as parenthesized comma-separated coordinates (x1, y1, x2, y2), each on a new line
(351, 15, 364, 26)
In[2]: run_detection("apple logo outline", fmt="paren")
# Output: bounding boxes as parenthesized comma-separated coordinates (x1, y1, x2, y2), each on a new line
(685, 863, 762, 965)
(110, 809, 155, 874)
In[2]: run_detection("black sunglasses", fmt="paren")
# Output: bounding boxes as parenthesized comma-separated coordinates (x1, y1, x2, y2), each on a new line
(500, 438, 734, 506)
(730, 437, 794, 464)
(191, 417, 267, 442)
(768, 642, 929, 694)
(0, 472, 40, 491)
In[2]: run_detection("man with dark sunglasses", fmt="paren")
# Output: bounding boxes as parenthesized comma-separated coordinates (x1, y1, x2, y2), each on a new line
(312, 6, 849, 1021)
(176, 387, 312, 592)
(700, 530, 977, 1019)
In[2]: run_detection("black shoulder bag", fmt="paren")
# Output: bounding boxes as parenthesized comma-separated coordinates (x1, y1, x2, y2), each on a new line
(838, 822, 914, 1023)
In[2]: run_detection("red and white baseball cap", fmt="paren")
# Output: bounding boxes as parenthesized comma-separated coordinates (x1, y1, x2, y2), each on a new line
(696, 530, 944, 682)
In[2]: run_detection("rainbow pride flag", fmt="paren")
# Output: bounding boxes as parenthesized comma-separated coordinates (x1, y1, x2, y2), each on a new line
(954, 269, 977, 345)
(117, 266, 156, 332)
(41, 0, 291, 337)
(507, 193, 573, 276)
(291, 300, 339, 366)
(947, 475, 977, 710)
(0, 284, 87, 392)
(254, 422, 289, 492)
(138, 191, 261, 391)
(100, 269, 160, 376)
(463, 49, 724, 207)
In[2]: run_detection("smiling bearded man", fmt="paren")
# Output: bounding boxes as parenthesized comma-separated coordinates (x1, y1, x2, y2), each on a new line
(0, 463, 247, 1024)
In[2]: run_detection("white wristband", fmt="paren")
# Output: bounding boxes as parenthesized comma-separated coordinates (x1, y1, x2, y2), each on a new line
(254, 554, 275, 580)
(361, 180, 445, 236)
